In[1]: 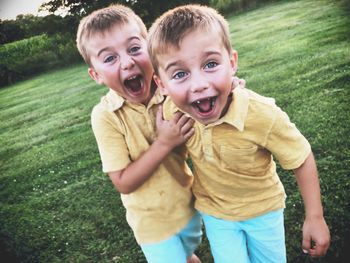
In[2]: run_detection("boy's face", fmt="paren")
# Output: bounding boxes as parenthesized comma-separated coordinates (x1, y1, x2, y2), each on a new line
(154, 29, 238, 125)
(87, 21, 154, 104)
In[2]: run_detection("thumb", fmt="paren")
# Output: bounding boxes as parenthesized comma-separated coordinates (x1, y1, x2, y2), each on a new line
(156, 105, 164, 126)
(302, 235, 312, 254)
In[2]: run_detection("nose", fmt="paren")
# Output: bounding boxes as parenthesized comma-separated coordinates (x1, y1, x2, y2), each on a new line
(120, 55, 135, 70)
(190, 73, 209, 93)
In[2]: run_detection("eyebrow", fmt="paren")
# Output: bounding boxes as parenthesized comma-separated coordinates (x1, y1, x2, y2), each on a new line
(164, 61, 179, 72)
(97, 47, 112, 58)
(97, 36, 141, 57)
(164, 50, 222, 72)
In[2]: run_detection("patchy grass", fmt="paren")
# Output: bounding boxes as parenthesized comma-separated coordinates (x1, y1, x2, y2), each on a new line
(0, 0, 349, 262)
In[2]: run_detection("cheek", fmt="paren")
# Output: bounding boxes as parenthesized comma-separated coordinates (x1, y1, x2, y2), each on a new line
(169, 89, 188, 106)
(140, 54, 153, 68)
(216, 72, 233, 92)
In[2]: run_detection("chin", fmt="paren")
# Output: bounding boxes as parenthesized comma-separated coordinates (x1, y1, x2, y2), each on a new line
(192, 114, 217, 125)
(191, 109, 220, 125)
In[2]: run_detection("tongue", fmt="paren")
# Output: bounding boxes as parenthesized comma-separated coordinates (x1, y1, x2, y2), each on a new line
(197, 99, 212, 113)
(125, 77, 142, 93)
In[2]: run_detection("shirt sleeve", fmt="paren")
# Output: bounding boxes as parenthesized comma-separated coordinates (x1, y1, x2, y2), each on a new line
(265, 105, 311, 170)
(91, 105, 131, 173)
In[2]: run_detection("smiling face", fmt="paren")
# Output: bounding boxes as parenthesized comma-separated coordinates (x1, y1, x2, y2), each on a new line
(87, 21, 154, 105)
(154, 29, 238, 125)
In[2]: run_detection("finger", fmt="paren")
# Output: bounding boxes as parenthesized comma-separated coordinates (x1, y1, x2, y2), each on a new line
(183, 127, 195, 140)
(309, 247, 325, 258)
(156, 105, 164, 126)
(302, 235, 312, 253)
(312, 240, 329, 257)
(231, 76, 239, 91)
(171, 111, 183, 123)
(177, 113, 192, 127)
(239, 78, 246, 88)
(308, 249, 317, 258)
(181, 119, 195, 134)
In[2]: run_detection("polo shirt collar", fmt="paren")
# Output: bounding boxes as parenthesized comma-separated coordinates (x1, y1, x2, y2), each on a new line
(220, 88, 249, 131)
(105, 88, 164, 112)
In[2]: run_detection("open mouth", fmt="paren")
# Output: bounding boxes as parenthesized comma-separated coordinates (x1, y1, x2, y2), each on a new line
(124, 75, 143, 95)
(191, 96, 217, 114)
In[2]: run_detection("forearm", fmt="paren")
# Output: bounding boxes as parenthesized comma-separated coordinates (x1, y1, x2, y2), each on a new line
(109, 139, 173, 194)
(109, 108, 194, 194)
(294, 151, 330, 256)
(294, 152, 324, 218)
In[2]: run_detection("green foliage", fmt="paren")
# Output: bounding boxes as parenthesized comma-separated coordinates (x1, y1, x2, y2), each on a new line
(0, 34, 82, 87)
(209, 0, 276, 14)
(0, 14, 80, 44)
(0, 0, 349, 262)
(0, 20, 25, 44)
(41, 0, 210, 27)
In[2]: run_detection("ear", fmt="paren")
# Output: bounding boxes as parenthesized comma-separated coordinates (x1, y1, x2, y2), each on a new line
(230, 50, 238, 75)
(153, 74, 169, 95)
(88, 67, 104, 85)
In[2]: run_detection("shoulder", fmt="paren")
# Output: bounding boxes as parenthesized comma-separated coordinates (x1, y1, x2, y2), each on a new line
(91, 94, 125, 131)
(244, 89, 280, 117)
(91, 95, 109, 121)
(237, 89, 284, 133)
(246, 89, 276, 108)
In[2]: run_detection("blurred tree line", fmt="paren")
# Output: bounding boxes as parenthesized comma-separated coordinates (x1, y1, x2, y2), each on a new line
(0, 0, 276, 45)
(0, 0, 214, 45)
(0, 0, 275, 87)
(0, 14, 79, 45)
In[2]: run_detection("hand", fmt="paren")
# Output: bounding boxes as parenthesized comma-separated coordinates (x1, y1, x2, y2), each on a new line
(155, 105, 195, 149)
(302, 215, 330, 257)
(231, 76, 246, 91)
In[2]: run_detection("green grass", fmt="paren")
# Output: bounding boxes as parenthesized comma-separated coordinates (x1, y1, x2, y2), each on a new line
(1, 0, 349, 262)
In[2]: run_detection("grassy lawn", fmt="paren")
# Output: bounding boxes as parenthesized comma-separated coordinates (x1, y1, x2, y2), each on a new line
(1, 0, 349, 262)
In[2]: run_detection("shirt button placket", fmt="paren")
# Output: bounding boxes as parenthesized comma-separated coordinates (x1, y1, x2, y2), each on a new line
(202, 128, 214, 162)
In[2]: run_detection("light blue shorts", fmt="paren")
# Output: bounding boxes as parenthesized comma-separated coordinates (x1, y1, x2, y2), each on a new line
(201, 209, 286, 263)
(140, 212, 202, 263)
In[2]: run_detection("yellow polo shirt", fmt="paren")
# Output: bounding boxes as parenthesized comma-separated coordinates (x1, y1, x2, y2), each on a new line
(163, 88, 311, 221)
(91, 88, 195, 244)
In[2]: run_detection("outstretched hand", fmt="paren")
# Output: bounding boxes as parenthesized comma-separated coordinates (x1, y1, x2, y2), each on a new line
(156, 105, 195, 149)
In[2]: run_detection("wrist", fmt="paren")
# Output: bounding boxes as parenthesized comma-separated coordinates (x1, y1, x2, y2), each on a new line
(305, 207, 324, 220)
(153, 137, 174, 154)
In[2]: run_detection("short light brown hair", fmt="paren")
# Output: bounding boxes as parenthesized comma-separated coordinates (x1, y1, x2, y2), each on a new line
(147, 4, 232, 75)
(76, 4, 147, 66)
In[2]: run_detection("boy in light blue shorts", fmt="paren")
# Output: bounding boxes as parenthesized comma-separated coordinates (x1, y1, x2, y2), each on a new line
(76, 5, 203, 262)
(148, 4, 330, 262)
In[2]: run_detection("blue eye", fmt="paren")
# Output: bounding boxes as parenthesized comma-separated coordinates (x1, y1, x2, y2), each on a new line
(173, 71, 187, 79)
(205, 61, 218, 69)
(104, 55, 117, 63)
(130, 46, 141, 54)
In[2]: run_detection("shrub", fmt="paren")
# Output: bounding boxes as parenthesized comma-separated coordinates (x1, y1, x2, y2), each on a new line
(0, 34, 82, 87)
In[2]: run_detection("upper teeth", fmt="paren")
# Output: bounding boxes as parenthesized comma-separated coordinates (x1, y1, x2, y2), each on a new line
(195, 98, 211, 104)
(127, 76, 137, 81)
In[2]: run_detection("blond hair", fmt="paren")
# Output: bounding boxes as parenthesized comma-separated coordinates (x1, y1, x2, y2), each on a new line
(148, 4, 232, 74)
(76, 4, 147, 65)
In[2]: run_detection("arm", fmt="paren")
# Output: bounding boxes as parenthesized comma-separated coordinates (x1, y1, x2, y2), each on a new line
(293, 152, 330, 257)
(108, 106, 194, 194)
